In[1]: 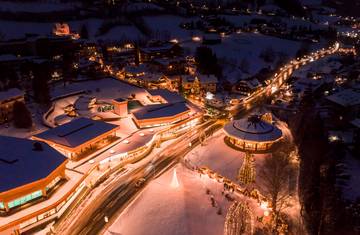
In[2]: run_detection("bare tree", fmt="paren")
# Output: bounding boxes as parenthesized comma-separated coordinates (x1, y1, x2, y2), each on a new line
(259, 150, 292, 215)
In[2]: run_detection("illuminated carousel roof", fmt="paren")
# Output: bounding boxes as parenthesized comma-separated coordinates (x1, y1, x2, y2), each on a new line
(224, 115, 282, 142)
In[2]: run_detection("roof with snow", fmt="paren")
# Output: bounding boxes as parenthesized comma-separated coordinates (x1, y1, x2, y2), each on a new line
(224, 115, 282, 142)
(148, 89, 185, 103)
(326, 89, 360, 107)
(0, 88, 24, 103)
(124, 64, 148, 74)
(0, 136, 67, 193)
(350, 118, 360, 129)
(183, 74, 218, 84)
(197, 74, 218, 84)
(137, 73, 162, 82)
(34, 118, 119, 148)
(132, 102, 190, 120)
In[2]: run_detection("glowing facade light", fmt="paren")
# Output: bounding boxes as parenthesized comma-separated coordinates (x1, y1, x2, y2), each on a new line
(170, 38, 179, 44)
(205, 92, 214, 100)
(271, 86, 278, 94)
(192, 36, 201, 42)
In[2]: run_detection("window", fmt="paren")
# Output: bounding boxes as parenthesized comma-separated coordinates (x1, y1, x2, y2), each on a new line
(46, 177, 61, 191)
(8, 190, 43, 209)
(0, 202, 4, 209)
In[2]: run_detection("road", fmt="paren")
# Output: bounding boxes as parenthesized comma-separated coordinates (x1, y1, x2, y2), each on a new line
(53, 120, 222, 235)
(230, 42, 355, 116)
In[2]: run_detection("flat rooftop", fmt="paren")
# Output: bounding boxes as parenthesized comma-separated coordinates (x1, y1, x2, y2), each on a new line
(148, 89, 185, 103)
(34, 117, 119, 148)
(0, 136, 67, 193)
(0, 88, 24, 103)
(132, 102, 190, 120)
(326, 89, 360, 107)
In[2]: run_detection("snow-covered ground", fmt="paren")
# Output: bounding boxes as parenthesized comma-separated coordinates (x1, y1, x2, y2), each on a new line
(97, 25, 145, 42)
(144, 14, 200, 40)
(182, 32, 302, 84)
(187, 131, 268, 183)
(105, 164, 232, 235)
(0, 1, 80, 13)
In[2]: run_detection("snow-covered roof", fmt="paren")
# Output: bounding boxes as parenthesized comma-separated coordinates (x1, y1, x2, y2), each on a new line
(140, 43, 174, 54)
(0, 88, 24, 103)
(350, 118, 360, 129)
(197, 74, 218, 84)
(137, 73, 162, 82)
(326, 89, 360, 107)
(148, 89, 185, 103)
(203, 34, 221, 40)
(34, 118, 119, 148)
(125, 64, 148, 74)
(132, 102, 189, 120)
(183, 74, 218, 84)
(224, 115, 282, 142)
(0, 54, 20, 62)
(0, 135, 67, 193)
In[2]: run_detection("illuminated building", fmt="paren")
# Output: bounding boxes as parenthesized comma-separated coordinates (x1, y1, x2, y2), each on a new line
(32, 118, 120, 160)
(0, 88, 24, 124)
(0, 136, 67, 214)
(182, 74, 218, 94)
(224, 115, 283, 152)
(112, 98, 128, 117)
(52, 23, 70, 36)
(132, 102, 191, 128)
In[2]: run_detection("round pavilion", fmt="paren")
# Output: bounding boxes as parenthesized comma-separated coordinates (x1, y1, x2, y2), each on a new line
(223, 115, 283, 152)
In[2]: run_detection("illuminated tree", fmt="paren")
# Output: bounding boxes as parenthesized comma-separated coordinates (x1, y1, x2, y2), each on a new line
(191, 76, 201, 95)
(224, 202, 252, 235)
(259, 151, 291, 215)
(237, 152, 256, 185)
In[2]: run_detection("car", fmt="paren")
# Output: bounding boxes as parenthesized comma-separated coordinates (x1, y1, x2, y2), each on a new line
(135, 178, 146, 188)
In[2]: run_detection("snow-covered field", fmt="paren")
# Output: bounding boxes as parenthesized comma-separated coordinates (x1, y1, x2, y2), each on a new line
(105, 164, 232, 235)
(144, 14, 199, 40)
(185, 130, 269, 184)
(0, 18, 143, 42)
(0, 1, 80, 13)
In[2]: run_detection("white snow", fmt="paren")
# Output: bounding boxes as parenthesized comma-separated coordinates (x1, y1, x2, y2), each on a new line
(105, 164, 232, 235)
(0, 1, 80, 13)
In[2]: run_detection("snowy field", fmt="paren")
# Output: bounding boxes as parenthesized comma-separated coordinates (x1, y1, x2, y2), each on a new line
(105, 164, 232, 235)
(0, 1, 80, 13)
(185, 130, 269, 188)
(182, 32, 302, 83)
(144, 14, 200, 40)
(0, 18, 143, 42)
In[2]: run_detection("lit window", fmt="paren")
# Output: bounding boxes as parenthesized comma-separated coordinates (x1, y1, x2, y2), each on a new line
(8, 190, 43, 209)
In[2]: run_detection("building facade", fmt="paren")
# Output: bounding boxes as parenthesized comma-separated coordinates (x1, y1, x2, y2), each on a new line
(0, 88, 25, 124)
(223, 115, 283, 152)
(32, 118, 120, 160)
(0, 136, 67, 214)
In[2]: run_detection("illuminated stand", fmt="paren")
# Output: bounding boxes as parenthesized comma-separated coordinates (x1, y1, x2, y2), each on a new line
(237, 152, 256, 185)
(170, 168, 180, 188)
